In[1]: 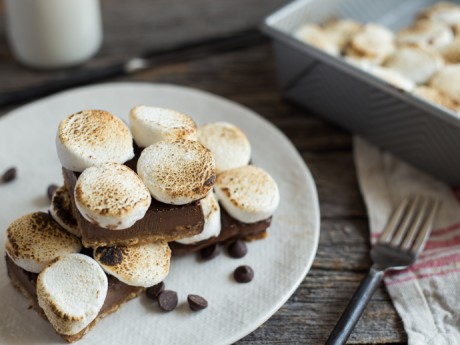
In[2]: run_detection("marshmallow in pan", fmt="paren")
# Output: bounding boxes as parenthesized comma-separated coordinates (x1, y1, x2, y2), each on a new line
(215, 165, 280, 224)
(75, 163, 151, 230)
(346, 24, 395, 64)
(93, 241, 170, 287)
(198, 122, 251, 174)
(384, 46, 443, 85)
(137, 139, 216, 205)
(5, 212, 81, 273)
(56, 110, 134, 172)
(50, 186, 80, 237)
(129, 105, 198, 148)
(294, 24, 340, 56)
(418, 2, 460, 26)
(368, 66, 415, 92)
(323, 19, 362, 50)
(430, 64, 460, 103)
(344, 56, 373, 72)
(176, 192, 221, 245)
(439, 37, 460, 63)
(37, 253, 107, 336)
(413, 86, 459, 113)
(396, 20, 453, 49)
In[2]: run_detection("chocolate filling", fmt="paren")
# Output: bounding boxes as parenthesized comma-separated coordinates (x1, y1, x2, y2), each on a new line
(5, 255, 143, 343)
(63, 144, 272, 250)
(170, 207, 271, 255)
(63, 168, 205, 248)
(52, 187, 79, 231)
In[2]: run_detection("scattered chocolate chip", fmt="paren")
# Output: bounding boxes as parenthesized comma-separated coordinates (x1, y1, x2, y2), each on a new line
(228, 239, 247, 258)
(234, 265, 254, 283)
(146, 282, 165, 301)
(95, 246, 123, 266)
(47, 184, 58, 201)
(187, 294, 208, 311)
(1, 167, 17, 183)
(158, 290, 178, 312)
(200, 244, 220, 260)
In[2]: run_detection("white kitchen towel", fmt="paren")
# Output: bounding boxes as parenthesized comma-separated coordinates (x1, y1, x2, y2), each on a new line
(353, 137, 460, 345)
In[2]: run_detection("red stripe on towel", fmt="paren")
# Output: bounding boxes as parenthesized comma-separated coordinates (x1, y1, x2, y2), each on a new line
(385, 267, 460, 286)
(386, 253, 460, 275)
(430, 222, 460, 237)
(424, 234, 460, 250)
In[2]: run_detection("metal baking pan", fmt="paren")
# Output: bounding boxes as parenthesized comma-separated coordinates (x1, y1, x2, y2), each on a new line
(262, 0, 460, 185)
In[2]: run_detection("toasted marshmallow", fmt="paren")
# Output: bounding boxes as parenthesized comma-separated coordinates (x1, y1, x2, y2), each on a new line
(93, 241, 170, 287)
(439, 37, 460, 63)
(129, 105, 197, 148)
(50, 186, 80, 237)
(137, 139, 216, 205)
(413, 86, 459, 113)
(75, 163, 151, 230)
(56, 110, 134, 172)
(37, 253, 107, 336)
(294, 24, 340, 56)
(396, 20, 453, 49)
(344, 56, 373, 72)
(176, 192, 221, 245)
(198, 122, 251, 174)
(418, 2, 460, 26)
(384, 46, 443, 84)
(346, 24, 395, 64)
(323, 19, 362, 50)
(215, 165, 280, 224)
(369, 66, 415, 92)
(430, 64, 460, 103)
(5, 212, 81, 273)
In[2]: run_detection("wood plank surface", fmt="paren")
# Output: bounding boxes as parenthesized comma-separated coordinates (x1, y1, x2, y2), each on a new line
(0, 0, 408, 344)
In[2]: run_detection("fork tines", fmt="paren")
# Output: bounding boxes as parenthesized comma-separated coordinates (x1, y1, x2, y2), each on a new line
(379, 196, 440, 254)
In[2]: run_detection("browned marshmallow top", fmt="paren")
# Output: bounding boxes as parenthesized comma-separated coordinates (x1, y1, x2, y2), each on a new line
(5, 212, 81, 273)
(75, 163, 151, 230)
(56, 110, 134, 172)
(137, 139, 216, 205)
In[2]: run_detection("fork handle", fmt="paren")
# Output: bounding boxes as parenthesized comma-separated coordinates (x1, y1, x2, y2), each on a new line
(325, 267, 384, 345)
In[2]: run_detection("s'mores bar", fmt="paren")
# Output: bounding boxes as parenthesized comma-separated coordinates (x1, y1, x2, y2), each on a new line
(5, 211, 162, 342)
(6, 104, 280, 343)
(57, 108, 211, 247)
(171, 123, 280, 255)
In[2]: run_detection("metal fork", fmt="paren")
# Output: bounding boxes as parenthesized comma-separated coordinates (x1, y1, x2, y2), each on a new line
(326, 196, 440, 345)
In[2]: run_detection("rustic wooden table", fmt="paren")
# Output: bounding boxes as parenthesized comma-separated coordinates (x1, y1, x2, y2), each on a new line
(0, 0, 407, 344)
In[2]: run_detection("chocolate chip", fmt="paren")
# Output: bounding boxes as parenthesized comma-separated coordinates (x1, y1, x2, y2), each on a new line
(1, 167, 17, 183)
(200, 244, 220, 260)
(47, 184, 58, 201)
(228, 239, 247, 258)
(158, 290, 178, 312)
(234, 265, 254, 283)
(146, 282, 165, 301)
(95, 246, 123, 266)
(204, 174, 216, 187)
(187, 294, 208, 311)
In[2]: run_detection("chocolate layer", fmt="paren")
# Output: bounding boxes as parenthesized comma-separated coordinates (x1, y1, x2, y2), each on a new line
(170, 208, 271, 255)
(63, 168, 205, 247)
(5, 255, 143, 343)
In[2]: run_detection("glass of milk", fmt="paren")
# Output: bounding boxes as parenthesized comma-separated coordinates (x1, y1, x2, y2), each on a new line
(5, 0, 103, 69)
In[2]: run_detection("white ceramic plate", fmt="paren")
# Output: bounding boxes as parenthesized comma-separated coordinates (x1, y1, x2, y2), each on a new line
(0, 83, 320, 345)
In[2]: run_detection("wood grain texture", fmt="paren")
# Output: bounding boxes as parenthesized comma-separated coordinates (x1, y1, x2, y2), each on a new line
(0, 0, 408, 343)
